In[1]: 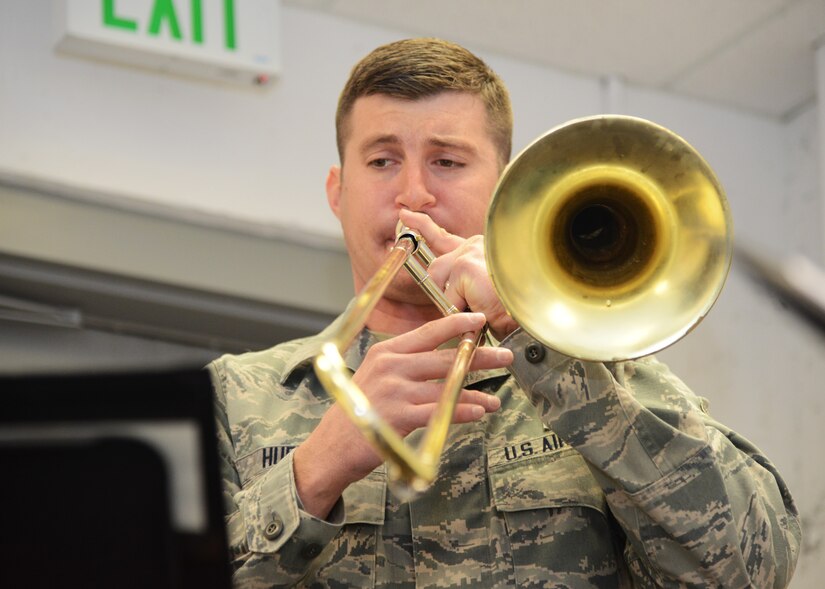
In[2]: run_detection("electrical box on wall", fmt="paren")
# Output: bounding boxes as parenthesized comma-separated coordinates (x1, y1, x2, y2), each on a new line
(55, 0, 280, 86)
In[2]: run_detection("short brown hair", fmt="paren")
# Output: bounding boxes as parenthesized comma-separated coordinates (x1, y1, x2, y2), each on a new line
(335, 38, 513, 168)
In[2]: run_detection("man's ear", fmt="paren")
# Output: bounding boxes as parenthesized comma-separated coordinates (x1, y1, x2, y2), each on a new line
(326, 165, 342, 220)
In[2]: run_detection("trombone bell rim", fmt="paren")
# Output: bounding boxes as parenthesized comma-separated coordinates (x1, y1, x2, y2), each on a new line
(485, 115, 733, 361)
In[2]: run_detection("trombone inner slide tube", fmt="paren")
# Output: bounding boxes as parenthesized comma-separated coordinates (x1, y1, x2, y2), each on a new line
(313, 227, 481, 499)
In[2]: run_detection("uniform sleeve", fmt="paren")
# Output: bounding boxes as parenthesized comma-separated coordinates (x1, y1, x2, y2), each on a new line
(502, 329, 802, 588)
(209, 360, 344, 587)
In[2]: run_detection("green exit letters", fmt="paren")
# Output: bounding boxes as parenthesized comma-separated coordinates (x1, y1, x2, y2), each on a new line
(102, 0, 236, 50)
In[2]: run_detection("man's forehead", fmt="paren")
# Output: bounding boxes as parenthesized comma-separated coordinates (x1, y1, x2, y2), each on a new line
(346, 93, 493, 146)
(351, 91, 485, 114)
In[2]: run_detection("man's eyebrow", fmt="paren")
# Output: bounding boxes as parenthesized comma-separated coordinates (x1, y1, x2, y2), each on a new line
(357, 134, 478, 155)
(359, 134, 401, 154)
(429, 136, 477, 154)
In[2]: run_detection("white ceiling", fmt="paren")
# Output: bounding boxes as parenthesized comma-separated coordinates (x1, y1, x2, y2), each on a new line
(286, 0, 825, 119)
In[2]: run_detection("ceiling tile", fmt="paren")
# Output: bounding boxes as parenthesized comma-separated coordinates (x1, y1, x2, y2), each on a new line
(286, 0, 825, 118)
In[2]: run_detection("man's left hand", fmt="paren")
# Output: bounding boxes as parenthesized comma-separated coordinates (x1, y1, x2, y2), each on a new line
(399, 209, 519, 341)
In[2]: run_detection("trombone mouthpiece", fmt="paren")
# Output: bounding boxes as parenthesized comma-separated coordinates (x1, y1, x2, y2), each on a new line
(395, 221, 422, 252)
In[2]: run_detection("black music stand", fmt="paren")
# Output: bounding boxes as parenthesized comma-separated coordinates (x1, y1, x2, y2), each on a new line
(0, 368, 231, 589)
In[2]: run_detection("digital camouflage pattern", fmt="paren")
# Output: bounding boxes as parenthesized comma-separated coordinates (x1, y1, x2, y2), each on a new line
(210, 306, 801, 588)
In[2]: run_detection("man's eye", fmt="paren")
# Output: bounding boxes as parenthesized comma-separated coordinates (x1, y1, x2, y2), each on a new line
(435, 159, 462, 168)
(369, 158, 392, 168)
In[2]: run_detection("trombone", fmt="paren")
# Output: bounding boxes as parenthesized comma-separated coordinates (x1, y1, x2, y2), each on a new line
(313, 224, 483, 498)
(313, 115, 733, 498)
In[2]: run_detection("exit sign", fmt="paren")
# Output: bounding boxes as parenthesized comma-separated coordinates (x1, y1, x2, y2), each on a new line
(55, 0, 280, 85)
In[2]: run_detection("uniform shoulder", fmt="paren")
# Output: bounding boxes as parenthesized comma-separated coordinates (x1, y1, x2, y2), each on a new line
(210, 334, 318, 391)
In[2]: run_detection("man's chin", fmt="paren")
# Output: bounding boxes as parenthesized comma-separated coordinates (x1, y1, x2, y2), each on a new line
(383, 276, 437, 307)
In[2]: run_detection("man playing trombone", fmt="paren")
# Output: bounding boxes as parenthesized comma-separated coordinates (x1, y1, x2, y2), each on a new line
(210, 38, 800, 588)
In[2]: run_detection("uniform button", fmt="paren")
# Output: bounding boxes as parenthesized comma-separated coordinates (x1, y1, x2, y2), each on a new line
(525, 341, 545, 363)
(300, 543, 322, 560)
(264, 518, 283, 540)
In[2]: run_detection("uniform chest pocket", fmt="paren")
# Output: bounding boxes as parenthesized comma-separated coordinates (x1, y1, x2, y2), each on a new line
(309, 467, 387, 586)
(488, 437, 623, 586)
(488, 438, 606, 513)
(341, 466, 386, 525)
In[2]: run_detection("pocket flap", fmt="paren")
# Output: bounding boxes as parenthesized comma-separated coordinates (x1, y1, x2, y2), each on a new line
(341, 466, 387, 525)
(488, 436, 606, 514)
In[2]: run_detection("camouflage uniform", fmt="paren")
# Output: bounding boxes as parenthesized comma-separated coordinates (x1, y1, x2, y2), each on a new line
(210, 304, 801, 588)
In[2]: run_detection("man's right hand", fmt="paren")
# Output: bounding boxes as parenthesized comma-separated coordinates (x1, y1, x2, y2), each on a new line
(292, 312, 512, 519)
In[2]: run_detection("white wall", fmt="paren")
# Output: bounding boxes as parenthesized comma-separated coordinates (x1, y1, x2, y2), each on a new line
(1, 2, 822, 584)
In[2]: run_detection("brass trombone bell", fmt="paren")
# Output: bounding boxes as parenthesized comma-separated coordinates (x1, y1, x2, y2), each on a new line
(486, 115, 733, 361)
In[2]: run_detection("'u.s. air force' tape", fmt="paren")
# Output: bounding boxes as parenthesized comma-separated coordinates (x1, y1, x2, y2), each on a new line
(489, 432, 569, 468)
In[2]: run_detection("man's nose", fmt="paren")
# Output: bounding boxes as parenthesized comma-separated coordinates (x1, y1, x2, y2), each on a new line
(395, 164, 436, 211)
